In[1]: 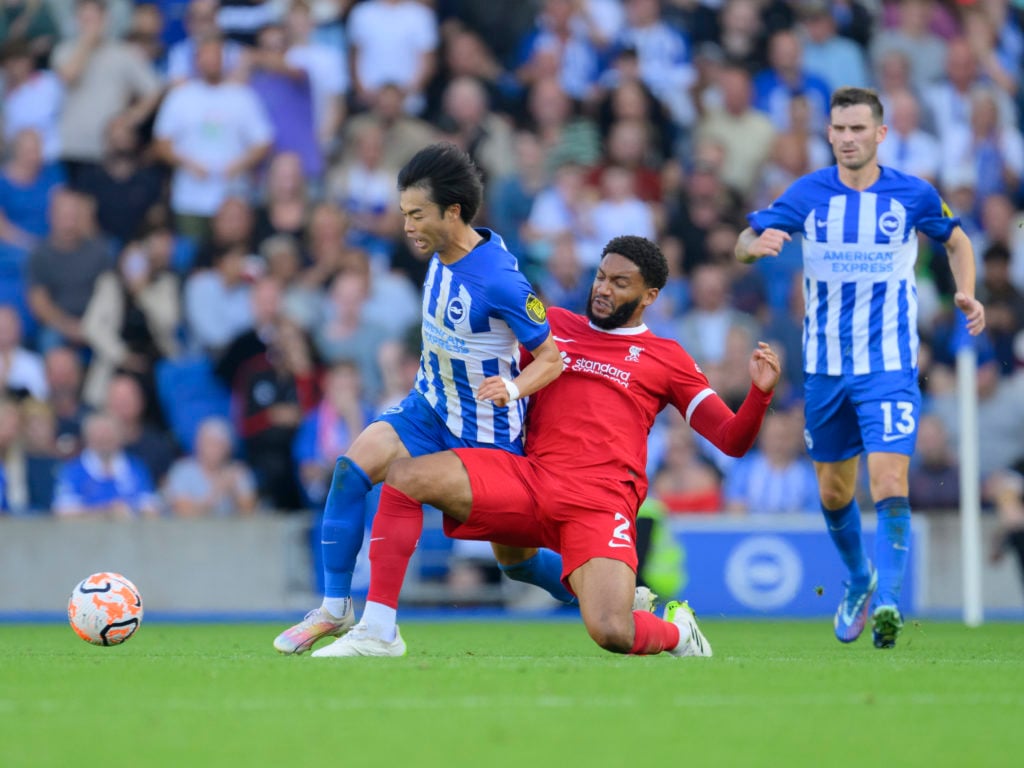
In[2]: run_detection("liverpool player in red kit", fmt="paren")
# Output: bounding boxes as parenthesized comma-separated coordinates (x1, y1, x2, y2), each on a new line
(311, 236, 781, 658)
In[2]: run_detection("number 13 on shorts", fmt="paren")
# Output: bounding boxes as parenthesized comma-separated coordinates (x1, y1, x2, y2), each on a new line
(873, 399, 918, 452)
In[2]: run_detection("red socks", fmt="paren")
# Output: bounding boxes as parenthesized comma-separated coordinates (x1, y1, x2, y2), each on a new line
(629, 610, 681, 655)
(366, 484, 424, 609)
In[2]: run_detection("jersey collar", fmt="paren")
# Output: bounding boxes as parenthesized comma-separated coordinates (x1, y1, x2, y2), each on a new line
(587, 321, 649, 336)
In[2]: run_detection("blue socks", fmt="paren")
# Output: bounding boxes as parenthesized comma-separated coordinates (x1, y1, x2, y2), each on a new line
(321, 457, 373, 598)
(822, 499, 871, 584)
(499, 549, 578, 605)
(874, 496, 911, 606)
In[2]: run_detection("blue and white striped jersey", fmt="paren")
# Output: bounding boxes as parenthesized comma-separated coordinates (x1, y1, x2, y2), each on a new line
(748, 165, 958, 376)
(415, 228, 550, 449)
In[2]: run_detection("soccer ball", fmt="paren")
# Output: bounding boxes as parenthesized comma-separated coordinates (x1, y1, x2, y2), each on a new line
(67, 572, 144, 646)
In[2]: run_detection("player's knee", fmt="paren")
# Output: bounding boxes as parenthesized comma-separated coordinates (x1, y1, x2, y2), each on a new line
(583, 613, 633, 654)
(819, 485, 854, 511)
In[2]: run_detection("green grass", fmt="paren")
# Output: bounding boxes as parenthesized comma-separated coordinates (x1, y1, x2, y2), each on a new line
(2, 620, 1022, 768)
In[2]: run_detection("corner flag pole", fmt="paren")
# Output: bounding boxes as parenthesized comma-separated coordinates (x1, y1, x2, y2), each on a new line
(956, 342, 983, 627)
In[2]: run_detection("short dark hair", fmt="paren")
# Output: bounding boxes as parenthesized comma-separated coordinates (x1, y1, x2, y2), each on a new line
(397, 143, 484, 223)
(600, 236, 668, 290)
(830, 87, 884, 123)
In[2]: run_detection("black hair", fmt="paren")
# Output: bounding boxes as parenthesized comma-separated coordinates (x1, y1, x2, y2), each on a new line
(397, 142, 484, 224)
(600, 236, 668, 290)
(830, 87, 884, 123)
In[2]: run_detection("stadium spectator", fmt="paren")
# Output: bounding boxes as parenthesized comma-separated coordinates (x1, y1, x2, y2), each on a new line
(522, 158, 598, 275)
(14, 397, 62, 513)
(715, 0, 768, 73)
(0, 0, 59, 61)
(103, 373, 178, 485)
(293, 359, 374, 508)
(327, 123, 401, 267)
(875, 88, 941, 185)
(27, 189, 114, 353)
(341, 83, 438, 173)
(978, 244, 1024, 375)
(213, 275, 280, 391)
(253, 152, 312, 250)
(259, 234, 318, 330)
(0, 304, 46, 400)
(153, 34, 273, 240)
(80, 231, 181, 409)
(247, 23, 323, 181)
(216, 0, 280, 47)
(525, 75, 602, 172)
(436, 76, 516, 187)
(664, 156, 745, 273)
(907, 412, 960, 512)
(0, 398, 21, 513)
(723, 409, 819, 514)
(163, 415, 257, 517)
(797, 0, 869, 93)
(752, 28, 831, 134)
(54, 0, 163, 180)
(675, 262, 759, 367)
(70, 115, 165, 248)
(869, 0, 948, 91)
(585, 165, 657, 267)
(373, 326, 420, 412)
(616, 0, 696, 130)
(423, 24, 511, 121)
(284, 0, 348, 153)
(696, 62, 776, 201)
(0, 40, 63, 164)
(183, 244, 253, 355)
(313, 268, 390, 401)
(595, 58, 674, 162)
(346, 0, 438, 114)
(125, 2, 168, 78)
(588, 118, 665, 205)
(166, 0, 244, 84)
(0, 129, 66, 253)
(193, 196, 256, 271)
(53, 411, 160, 518)
(486, 131, 547, 261)
(233, 316, 319, 511)
(930, 349, 1024, 482)
(987, 457, 1024, 594)
(43, 345, 86, 458)
(650, 408, 723, 515)
(536, 233, 592, 315)
(940, 87, 1024, 219)
(512, 0, 602, 103)
(923, 37, 1017, 151)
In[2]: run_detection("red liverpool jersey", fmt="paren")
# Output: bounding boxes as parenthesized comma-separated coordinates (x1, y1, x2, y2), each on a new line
(524, 308, 716, 501)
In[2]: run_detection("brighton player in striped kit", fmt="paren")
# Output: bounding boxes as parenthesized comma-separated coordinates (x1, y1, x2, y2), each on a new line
(736, 87, 986, 648)
(274, 143, 564, 654)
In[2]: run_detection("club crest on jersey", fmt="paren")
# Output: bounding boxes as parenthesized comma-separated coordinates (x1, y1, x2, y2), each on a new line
(446, 297, 467, 326)
(878, 210, 904, 238)
(625, 345, 643, 363)
(525, 294, 546, 324)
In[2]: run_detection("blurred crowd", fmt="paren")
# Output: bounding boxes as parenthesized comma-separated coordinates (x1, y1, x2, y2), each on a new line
(1, 0, 1023, 564)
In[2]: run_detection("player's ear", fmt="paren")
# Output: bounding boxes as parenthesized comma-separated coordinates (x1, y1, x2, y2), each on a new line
(641, 287, 659, 309)
(443, 203, 462, 223)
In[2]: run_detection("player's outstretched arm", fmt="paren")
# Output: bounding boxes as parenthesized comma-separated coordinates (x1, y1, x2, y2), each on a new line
(735, 226, 791, 264)
(688, 342, 781, 457)
(478, 333, 563, 407)
(944, 226, 987, 336)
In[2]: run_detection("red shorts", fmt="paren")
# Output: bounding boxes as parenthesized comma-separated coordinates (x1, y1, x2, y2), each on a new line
(445, 448, 641, 588)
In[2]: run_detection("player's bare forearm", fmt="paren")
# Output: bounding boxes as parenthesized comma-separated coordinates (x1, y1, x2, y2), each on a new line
(945, 226, 987, 335)
(735, 227, 790, 264)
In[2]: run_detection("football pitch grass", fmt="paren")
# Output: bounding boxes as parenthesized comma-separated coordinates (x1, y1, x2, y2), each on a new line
(3, 619, 1022, 768)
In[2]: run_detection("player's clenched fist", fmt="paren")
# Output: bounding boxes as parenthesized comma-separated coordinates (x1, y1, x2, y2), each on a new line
(749, 342, 781, 393)
(737, 228, 792, 263)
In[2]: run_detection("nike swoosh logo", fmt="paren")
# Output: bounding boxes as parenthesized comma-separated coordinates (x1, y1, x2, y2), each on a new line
(369, 537, 385, 542)
(881, 433, 906, 442)
(553, 336, 576, 343)
(816, 219, 828, 228)
(607, 541, 631, 549)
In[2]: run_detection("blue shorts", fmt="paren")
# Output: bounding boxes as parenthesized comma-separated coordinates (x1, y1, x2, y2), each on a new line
(803, 370, 921, 462)
(374, 391, 525, 458)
